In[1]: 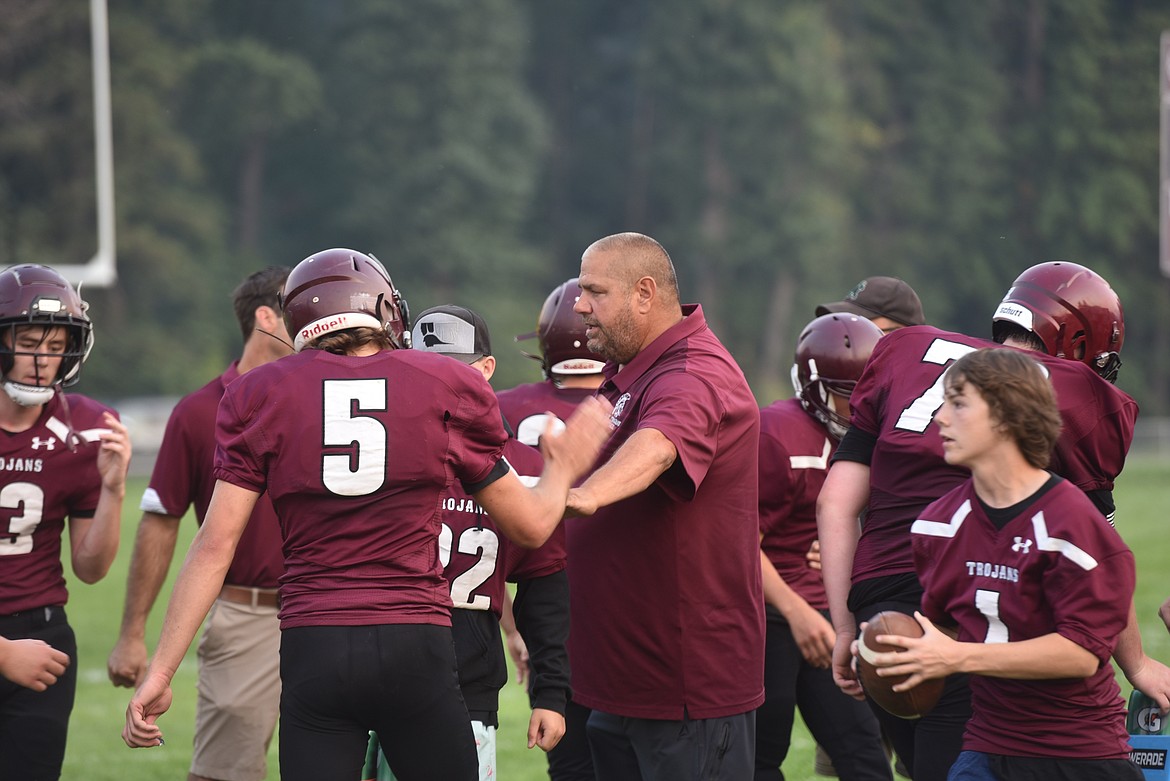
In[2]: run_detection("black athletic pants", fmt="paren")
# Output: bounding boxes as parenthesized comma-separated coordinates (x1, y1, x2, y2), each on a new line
(279, 623, 477, 781)
(0, 606, 76, 781)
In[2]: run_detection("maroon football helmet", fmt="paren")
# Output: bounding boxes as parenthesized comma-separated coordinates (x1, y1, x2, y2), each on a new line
(516, 278, 604, 378)
(792, 314, 883, 439)
(991, 261, 1123, 382)
(0, 264, 93, 391)
(281, 248, 411, 352)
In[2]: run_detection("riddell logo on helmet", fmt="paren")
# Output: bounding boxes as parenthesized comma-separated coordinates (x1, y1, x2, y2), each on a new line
(561, 360, 599, 371)
(300, 315, 352, 341)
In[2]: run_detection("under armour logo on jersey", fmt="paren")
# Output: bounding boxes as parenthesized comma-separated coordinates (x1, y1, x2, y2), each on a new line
(609, 393, 631, 427)
(1011, 536, 1033, 554)
(30, 436, 56, 450)
(417, 321, 452, 349)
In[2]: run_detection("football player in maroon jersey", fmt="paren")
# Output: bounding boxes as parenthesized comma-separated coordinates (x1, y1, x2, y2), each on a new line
(107, 266, 292, 781)
(0, 264, 131, 780)
(497, 276, 604, 781)
(122, 249, 611, 781)
(818, 261, 1164, 781)
(886, 349, 1140, 779)
(755, 314, 892, 781)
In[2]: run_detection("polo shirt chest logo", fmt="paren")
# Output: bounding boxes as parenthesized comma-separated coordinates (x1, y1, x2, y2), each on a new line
(609, 393, 631, 428)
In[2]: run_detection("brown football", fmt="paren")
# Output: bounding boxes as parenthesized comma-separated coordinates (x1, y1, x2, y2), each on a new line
(856, 611, 945, 719)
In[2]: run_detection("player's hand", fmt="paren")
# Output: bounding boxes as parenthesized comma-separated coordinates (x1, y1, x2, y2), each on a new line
(1123, 655, 1170, 716)
(805, 539, 822, 571)
(0, 637, 70, 691)
(833, 629, 864, 700)
(787, 602, 835, 669)
(541, 397, 612, 488)
(869, 612, 956, 692)
(123, 672, 172, 748)
(1159, 596, 1170, 636)
(504, 629, 531, 688)
(97, 413, 132, 492)
(107, 635, 148, 688)
(527, 707, 566, 752)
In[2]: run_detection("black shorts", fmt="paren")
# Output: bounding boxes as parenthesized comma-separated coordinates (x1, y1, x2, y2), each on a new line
(0, 606, 77, 781)
(278, 623, 477, 781)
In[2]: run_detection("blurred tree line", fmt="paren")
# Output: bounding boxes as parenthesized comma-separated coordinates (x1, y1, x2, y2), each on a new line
(2, 0, 1169, 413)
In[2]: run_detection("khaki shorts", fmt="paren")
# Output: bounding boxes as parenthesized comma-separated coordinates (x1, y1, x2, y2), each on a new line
(190, 598, 281, 781)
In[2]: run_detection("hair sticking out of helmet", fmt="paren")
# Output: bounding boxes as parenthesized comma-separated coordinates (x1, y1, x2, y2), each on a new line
(0, 264, 94, 406)
(791, 314, 883, 439)
(280, 248, 411, 352)
(516, 278, 605, 380)
(991, 261, 1124, 382)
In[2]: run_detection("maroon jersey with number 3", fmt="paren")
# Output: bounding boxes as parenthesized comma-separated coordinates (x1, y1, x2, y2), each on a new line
(912, 477, 1134, 759)
(847, 326, 1135, 584)
(213, 348, 509, 629)
(0, 393, 116, 614)
(759, 398, 834, 608)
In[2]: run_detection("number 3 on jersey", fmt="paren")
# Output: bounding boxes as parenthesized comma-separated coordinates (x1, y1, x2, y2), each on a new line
(894, 339, 978, 433)
(322, 379, 388, 496)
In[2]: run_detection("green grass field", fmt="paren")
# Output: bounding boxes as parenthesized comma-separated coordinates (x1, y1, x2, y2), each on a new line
(60, 459, 1170, 780)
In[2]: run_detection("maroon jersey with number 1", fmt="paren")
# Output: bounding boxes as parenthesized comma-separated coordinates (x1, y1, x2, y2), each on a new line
(213, 348, 509, 630)
(758, 397, 833, 609)
(912, 477, 1134, 759)
(0, 393, 115, 614)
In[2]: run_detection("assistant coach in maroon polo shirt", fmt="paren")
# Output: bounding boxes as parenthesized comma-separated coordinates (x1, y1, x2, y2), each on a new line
(566, 232, 765, 781)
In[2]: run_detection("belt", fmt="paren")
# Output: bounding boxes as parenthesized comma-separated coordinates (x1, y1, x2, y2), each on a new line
(218, 584, 280, 609)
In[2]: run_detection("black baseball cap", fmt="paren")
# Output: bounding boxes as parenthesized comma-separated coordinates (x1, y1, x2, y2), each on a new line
(815, 276, 925, 327)
(410, 305, 492, 364)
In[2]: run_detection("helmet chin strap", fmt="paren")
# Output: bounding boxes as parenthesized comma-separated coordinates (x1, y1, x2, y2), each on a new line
(3, 379, 56, 407)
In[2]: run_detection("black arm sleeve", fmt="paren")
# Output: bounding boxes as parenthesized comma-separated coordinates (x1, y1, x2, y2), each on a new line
(513, 570, 570, 716)
(831, 425, 877, 465)
(1085, 488, 1116, 525)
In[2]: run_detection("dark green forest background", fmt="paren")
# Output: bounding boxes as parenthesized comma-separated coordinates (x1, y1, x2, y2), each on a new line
(4, 0, 1170, 413)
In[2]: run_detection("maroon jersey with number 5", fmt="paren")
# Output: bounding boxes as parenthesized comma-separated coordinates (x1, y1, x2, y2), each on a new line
(213, 348, 510, 629)
(912, 477, 1134, 759)
(846, 326, 1135, 584)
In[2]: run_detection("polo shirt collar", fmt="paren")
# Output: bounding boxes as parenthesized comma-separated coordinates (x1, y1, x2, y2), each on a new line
(603, 304, 705, 391)
(220, 360, 242, 389)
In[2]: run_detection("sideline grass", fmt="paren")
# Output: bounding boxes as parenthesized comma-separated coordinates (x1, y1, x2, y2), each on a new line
(60, 459, 1169, 780)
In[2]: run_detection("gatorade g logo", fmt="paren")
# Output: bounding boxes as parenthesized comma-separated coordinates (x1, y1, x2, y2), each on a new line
(1138, 707, 1164, 733)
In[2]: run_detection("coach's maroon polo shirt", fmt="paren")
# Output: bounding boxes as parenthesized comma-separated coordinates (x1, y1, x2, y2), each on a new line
(566, 304, 764, 720)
